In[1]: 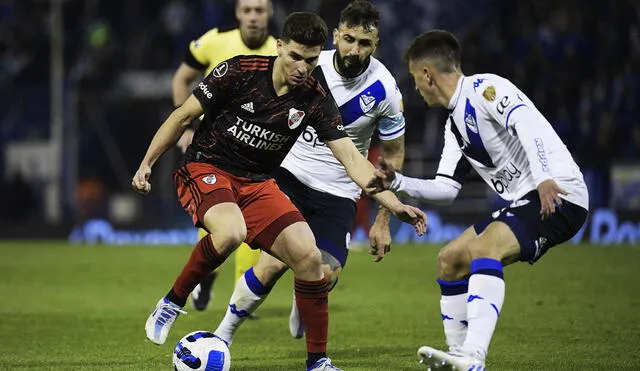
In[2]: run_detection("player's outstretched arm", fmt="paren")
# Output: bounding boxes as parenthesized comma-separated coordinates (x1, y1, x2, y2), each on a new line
(131, 95, 203, 195)
(326, 137, 427, 235)
(368, 157, 461, 205)
(369, 135, 405, 262)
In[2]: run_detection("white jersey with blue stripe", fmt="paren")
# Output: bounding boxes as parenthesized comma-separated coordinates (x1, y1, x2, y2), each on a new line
(280, 50, 405, 201)
(439, 74, 588, 209)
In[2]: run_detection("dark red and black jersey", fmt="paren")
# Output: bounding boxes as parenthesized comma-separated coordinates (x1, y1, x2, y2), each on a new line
(186, 55, 346, 179)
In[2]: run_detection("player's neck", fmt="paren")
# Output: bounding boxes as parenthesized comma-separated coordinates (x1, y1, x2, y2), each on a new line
(271, 58, 291, 96)
(438, 72, 464, 108)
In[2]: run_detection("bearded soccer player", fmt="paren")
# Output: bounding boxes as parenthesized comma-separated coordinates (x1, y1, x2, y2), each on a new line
(369, 30, 588, 370)
(211, 0, 407, 344)
(172, 0, 277, 311)
(132, 12, 426, 370)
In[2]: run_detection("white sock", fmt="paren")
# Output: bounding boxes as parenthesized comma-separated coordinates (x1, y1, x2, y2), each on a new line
(437, 279, 469, 352)
(462, 258, 505, 361)
(213, 268, 269, 345)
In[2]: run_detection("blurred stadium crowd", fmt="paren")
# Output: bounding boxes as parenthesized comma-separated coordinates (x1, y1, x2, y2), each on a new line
(0, 0, 638, 224)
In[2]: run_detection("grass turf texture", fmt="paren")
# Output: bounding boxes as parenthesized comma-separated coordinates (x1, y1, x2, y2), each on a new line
(0, 241, 638, 370)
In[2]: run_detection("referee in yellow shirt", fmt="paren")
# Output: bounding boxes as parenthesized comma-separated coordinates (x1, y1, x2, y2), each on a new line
(171, 0, 277, 312)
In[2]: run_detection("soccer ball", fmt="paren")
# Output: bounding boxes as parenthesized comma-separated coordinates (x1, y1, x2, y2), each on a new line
(172, 331, 231, 371)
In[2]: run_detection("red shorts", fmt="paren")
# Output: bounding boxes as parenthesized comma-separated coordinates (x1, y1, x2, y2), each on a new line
(173, 162, 305, 251)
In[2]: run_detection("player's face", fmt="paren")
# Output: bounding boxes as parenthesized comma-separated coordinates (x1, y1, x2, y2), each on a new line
(236, 0, 270, 48)
(408, 59, 438, 106)
(277, 40, 322, 86)
(332, 24, 378, 77)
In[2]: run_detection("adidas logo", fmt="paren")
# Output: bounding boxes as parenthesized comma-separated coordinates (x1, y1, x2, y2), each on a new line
(241, 102, 254, 113)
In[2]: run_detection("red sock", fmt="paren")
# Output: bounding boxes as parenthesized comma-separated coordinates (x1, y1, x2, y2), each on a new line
(170, 235, 226, 305)
(295, 277, 330, 354)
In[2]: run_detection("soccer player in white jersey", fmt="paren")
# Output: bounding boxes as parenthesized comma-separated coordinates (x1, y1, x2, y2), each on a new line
(369, 30, 589, 370)
(212, 0, 407, 345)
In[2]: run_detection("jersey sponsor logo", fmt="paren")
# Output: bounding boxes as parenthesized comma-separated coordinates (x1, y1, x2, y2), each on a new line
(339, 80, 386, 126)
(198, 82, 213, 99)
(490, 161, 522, 194)
(534, 138, 550, 172)
(359, 93, 376, 113)
(212, 61, 228, 78)
(241, 102, 254, 113)
(482, 86, 496, 101)
(227, 116, 292, 151)
(301, 126, 326, 148)
(288, 108, 305, 129)
(496, 96, 510, 115)
(201, 175, 217, 185)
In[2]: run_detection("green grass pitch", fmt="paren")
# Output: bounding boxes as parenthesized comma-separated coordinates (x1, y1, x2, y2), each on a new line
(0, 241, 639, 370)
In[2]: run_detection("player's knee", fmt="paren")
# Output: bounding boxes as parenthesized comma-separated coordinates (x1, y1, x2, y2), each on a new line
(437, 246, 469, 281)
(321, 265, 341, 288)
(293, 246, 323, 274)
(210, 227, 247, 255)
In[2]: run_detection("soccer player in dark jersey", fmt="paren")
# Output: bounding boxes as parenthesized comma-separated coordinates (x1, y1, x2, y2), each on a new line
(131, 12, 426, 371)
(172, 0, 277, 313)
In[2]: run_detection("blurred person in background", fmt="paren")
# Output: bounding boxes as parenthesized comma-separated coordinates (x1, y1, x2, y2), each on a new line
(171, 0, 277, 312)
(211, 0, 406, 344)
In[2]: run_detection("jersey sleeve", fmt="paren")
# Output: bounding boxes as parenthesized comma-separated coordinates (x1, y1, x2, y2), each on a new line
(184, 28, 219, 71)
(310, 95, 348, 142)
(435, 118, 472, 185)
(477, 78, 554, 185)
(192, 57, 239, 115)
(377, 82, 406, 141)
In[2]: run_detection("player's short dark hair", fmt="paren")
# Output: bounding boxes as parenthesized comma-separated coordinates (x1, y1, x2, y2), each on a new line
(281, 12, 328, 46)
(404, 30, 461, 73)
(339, 0, 380, 31)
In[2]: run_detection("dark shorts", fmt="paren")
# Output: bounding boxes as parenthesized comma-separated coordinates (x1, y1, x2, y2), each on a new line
(174, 162, 305, 251)
(474, 190, 588, 264)
(273, 167, 356, 268)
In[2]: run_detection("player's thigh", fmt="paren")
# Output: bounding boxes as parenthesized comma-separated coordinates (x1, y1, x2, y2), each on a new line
(473, 190, 587, 264)
(175, 163, 246, 252)
(469, 221, 521, 264)
(269, 222, 322, 278)
(239, 178, 306, 252)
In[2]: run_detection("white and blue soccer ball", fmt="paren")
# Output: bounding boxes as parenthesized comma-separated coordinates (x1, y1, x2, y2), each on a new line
(172, 331, 231, 371)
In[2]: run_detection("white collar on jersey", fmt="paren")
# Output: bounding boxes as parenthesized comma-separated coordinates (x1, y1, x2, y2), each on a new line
(447, 75, 466, 110)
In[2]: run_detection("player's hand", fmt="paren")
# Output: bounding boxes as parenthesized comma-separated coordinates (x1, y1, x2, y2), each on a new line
(537, 179, 568, 219)
(132, 164, 152, 195)
(390, 204, 427, 236)
(176, 128, 194, 154)
(368, 219, 392, 262)
(366, 156, 397, 195)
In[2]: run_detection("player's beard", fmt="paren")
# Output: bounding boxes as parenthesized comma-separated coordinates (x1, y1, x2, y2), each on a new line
(334, 50, 368, 78)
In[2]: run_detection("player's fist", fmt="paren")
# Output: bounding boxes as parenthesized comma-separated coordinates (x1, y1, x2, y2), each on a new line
(132, 165, 152, 195)
(367, 156, 396, 195)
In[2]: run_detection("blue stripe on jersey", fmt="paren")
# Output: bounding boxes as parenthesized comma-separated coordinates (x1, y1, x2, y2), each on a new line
(464, 98, 495, 168)
(339, 80, 386, 126)
(505, 103, 527, 129)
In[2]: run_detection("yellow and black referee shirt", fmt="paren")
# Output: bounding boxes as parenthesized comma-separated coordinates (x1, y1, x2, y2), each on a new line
(184, 28, 277, 74)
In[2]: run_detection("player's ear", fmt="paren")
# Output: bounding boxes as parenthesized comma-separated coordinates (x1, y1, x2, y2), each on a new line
(332, 28, 339, 47)
(276, 39, 284, 56)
